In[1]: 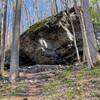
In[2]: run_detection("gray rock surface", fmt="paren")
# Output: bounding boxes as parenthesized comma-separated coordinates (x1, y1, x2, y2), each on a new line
(19, 8, 83, 65)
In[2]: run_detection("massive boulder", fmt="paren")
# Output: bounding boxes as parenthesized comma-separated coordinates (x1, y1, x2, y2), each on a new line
(19, 8, 83, 66)
(2, 7, 100, 66)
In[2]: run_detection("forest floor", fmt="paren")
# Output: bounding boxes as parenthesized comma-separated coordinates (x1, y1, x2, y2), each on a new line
(0, 65, 100, 100)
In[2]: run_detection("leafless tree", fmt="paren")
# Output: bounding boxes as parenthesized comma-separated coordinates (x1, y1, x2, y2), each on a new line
(0, 0, 8, 76)
(51, 0, 58, 15)
(96, 1, 100, 21)
(33, 0, 39, 22)
(9, 0, 22, 83)
(82, 0, 99, 67)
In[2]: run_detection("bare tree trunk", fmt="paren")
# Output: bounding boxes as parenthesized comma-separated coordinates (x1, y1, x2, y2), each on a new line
(73, 0, 77, 6)
(0, 12, 1, 34)
(51, 0, 58, 15)
(60, 0, 69, 10)
(69, 16, 81, 63)
(0, 0, 7, 76)
(0, 5, 2, 76)
(73, 4, 86, 63)
(78, 11, 86, 63)
(96, 1, 100, 21)
(24, 2, 32, 26)
(8, 0, 15, 49)
(79, 8, 94, 68)
(9, 0, 22, 83)
(62, 0, 80, 63)
(34, 0, 39, 22)
(6, 0, 11, 51)
(82, 0, 99, 64)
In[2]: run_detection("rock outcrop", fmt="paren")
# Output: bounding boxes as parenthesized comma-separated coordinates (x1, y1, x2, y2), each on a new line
(19, 8, 83, 66)
(4, 8, 99, 66)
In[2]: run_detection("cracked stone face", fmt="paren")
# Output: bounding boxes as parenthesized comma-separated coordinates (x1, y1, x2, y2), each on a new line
(4, 8, 82, 66)
(19, 25, 74, 65)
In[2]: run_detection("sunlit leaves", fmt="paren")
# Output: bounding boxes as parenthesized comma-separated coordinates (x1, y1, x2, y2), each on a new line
(89, 0, 100, 25)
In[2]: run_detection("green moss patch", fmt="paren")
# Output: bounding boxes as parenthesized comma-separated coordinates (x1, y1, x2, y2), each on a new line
(27, 16, 51, 34)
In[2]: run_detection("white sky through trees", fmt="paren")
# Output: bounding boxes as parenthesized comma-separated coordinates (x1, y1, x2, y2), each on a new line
(0, 0, 98, 34)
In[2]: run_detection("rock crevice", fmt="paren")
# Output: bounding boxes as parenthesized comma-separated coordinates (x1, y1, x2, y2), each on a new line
(19, 8, 82, 65)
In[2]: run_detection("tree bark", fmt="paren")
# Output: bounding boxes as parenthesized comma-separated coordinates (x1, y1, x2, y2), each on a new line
(9, 0, 22, 83)
(82, 0, 99, 64)
(69, 15, 81, 63)
(6, 0, 11, 51)
(96, 1, 100, 21)
(73, 0, 77, 7)
(0, 0, 7, 76)
(34, 0, 39, 22)
(79, 8, 94, 68)
(0, 12, 2, 34)
(51, 0, 58, 15)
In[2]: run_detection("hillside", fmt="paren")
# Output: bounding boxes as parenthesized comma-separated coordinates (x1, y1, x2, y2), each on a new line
(0, 65, 100, 100)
